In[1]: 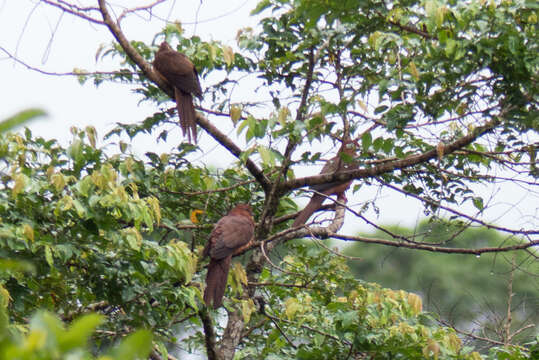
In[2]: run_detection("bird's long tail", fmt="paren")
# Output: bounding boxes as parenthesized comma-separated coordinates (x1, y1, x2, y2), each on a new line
(292, 194, 325, 227)
(204, 256, 231, 309)
(175, 88, 197, 143)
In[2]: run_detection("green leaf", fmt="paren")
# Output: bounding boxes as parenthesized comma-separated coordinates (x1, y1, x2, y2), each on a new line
(0, 109, 46, 133)
(472, 197, 484, 211)
(110, 329, 153, 360)
(251, 0, 271, 15)
(59, 313, 104, 352)
(44, 245, 53, 267)
(361, 132, 372, 151)
(230, 105, 242, 124)
(258, 145, 275, 166)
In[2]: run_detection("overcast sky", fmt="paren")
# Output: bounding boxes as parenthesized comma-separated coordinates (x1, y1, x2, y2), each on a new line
(1, 0, 537, 235)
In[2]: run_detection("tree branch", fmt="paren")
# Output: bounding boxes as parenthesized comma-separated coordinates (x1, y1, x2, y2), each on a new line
(327, 233, 538, 255)
(217, 309, 244, 360)
(97, 0, 269, 191)
(42, 0, 103, 24)
(199, 308, 218, 360)
(378, 179, 539, 236)
(280, 117, 502, 193)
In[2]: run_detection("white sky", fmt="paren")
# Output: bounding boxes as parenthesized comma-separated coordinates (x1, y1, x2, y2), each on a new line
(0, 0, 537, 236)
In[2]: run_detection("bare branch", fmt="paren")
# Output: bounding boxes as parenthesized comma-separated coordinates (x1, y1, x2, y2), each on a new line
(379, 179, 539, 236)
(327, 233, 538, 255)
(41, 0, 103, 24)
(0, 45, 128, 77)
(117, 0, 167, 23)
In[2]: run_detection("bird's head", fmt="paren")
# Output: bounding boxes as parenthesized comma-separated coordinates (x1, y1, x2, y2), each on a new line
(229, 203, 253, 218)
(158, 41, 174, 52)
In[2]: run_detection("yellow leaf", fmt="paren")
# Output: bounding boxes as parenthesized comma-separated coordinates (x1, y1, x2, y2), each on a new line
(51, 173, 66, 192)
(85, 126, 97, 148)
(22, 224, 34, 243)
(423, 339, 440, 359)
(167, 21, 182, 35)
(230, 105, 242, 124)
(278, 107, 290, 126)
(223, 45, 234, 67)
(368, 31, 382, 50)
(91, 172, 105, 189)
(436, 7, 445, 27)
(190, 209, 204, 224)
(348, 290, 359, 303)
(160, 153, 169, 165)
(357, 99, 367, 112)
(208, 44, 217, 61)
(0, 284, 12, 308)
(470, 352, 482, 360)
(231, 262, 248, 286)
(258, 145, 274, 166)
(148, 197, 162, 225)
(123, 227, 142, 251)
(241, 298, 256, 323)
(44, 245, 53, 266)
(436, 142, 445, 161)
(447, 333, 462, 352)
(284, 297, 301, 320)
(12, 173, 27, 197)
(46, 166, 55, 179)
(409, 61, 420, 81)
(407, 293, 423, 315)
(14, 134, 24, 147)
(282, 255, 295, 264)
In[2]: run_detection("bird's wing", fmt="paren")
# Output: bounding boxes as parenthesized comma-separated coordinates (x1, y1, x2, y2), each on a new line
(154, 51, 202, 97)
(208, 215, 254, 259)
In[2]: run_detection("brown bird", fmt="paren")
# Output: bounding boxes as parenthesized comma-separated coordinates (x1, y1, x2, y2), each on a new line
(153, 42, 202, 143)
(203, 204, 255, 308)
(292, 139, 359, 227)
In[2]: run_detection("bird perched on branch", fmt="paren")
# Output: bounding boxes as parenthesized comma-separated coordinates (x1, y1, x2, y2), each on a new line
(292, 139, 359, 227)
(203, 204, 255, 308)
(153, 42, 202, 143)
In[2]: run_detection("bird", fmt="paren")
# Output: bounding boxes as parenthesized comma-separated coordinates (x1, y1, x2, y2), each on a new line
(203, 204, 255, 308)
(153, 42, 202, 143)
(292, 139, 359, 227)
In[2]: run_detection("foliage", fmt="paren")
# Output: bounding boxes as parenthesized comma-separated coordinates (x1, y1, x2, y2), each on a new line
(1, 0, 538, 359)
(0, 307, 152, 360)
(0, 127, 257, 339)
(343, 221, 538, 344)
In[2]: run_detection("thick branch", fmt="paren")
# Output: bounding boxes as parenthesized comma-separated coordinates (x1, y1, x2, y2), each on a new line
(199, 309, 218, 360)
(217, 309, 244, 360)
(389, 20, 436, 40)
(97, 0, 269, 191)
(98, 0, 163, 86)
(280, 117, 501, 193)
